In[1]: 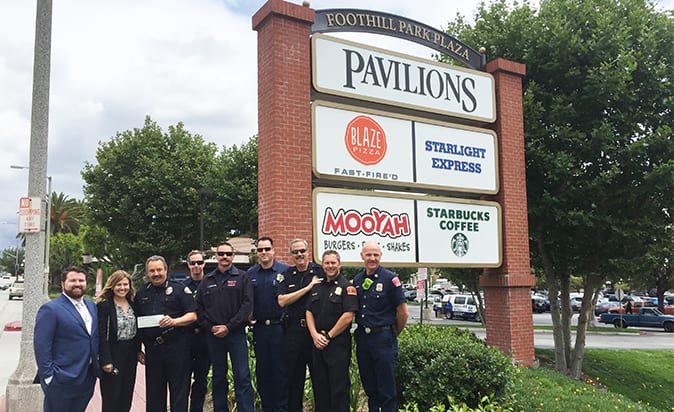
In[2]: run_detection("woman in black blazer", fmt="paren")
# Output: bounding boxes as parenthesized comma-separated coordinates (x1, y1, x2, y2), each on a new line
(96, 270, 141, 412)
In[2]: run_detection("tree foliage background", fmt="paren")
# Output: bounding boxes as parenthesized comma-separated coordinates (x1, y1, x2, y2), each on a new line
(443, 0, 673, 377)
(82, 116, 258, 268)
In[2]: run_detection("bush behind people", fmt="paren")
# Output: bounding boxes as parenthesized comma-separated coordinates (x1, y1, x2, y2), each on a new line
(397, 324, 513, 410)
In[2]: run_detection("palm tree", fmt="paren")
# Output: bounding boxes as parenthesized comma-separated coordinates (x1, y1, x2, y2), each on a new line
(49, 192, 86, 235)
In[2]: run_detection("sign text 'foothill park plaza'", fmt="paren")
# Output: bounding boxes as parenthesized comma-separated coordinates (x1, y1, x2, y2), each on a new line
(310, 20, 501, 267)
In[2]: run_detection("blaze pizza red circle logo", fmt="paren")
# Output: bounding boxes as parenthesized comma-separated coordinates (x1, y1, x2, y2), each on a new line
(344, 115, 387, 165)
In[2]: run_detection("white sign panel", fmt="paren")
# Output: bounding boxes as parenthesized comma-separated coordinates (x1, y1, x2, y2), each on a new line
(312, 33, 496, 123)
(313, 102, 413, 184)
(314, 188, 501, 267)
(416, 199, 501, 265)
(18, 196, 41, 233)
(315, 189, 417, 264)
(414, 122, 498, 192)
(313, 101, 498, 194)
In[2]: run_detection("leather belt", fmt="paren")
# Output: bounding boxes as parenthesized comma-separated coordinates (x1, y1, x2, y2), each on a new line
(359, 325, 393, 334)
(256, 319, 282, 326)
(288, 318, 307, 327)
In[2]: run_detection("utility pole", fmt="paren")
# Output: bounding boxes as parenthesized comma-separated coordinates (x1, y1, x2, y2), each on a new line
(6, 1, 52, 410)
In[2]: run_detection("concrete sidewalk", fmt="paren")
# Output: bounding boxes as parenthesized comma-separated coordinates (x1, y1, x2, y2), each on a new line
(1, 364, 147, 412)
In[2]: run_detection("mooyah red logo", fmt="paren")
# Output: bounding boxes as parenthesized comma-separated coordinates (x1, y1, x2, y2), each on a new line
(322, 207, 411, 238)
(344, 115, 387, 165)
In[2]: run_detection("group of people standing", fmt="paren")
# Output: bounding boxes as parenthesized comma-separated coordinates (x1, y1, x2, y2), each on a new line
(33, 237, 408, 412)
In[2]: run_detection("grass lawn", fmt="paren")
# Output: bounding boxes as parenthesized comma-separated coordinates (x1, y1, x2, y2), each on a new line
(510, 349, 674, 411)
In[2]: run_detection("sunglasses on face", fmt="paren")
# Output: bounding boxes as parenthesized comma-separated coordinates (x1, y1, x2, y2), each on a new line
(256, 247, 272, 253)
(290, 248, 307, 255)
(188, 260, 204, 266)
(216, 251, 235, 257)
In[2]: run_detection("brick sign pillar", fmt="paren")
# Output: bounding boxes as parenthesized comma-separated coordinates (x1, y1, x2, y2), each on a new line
(252, 1, 315, 262)
(481, 58, 536, 366)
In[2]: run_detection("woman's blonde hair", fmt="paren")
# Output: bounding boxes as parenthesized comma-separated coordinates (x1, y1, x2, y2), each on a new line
(96, 270, 135, 303)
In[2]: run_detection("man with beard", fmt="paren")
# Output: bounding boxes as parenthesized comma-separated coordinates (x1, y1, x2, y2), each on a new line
(196, 242, 254, 412)
(248, 236, 290, 411)
(353, 241, 408, 412)
(34, 267, 99, 412)
(136, 255, 198, 412)
(306, 250, 358, 412)
(277, 239, 324, 412)
(182, 249, 211, 412)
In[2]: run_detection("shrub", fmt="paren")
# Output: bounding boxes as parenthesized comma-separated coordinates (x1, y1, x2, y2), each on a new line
(397, 324, 514, 410)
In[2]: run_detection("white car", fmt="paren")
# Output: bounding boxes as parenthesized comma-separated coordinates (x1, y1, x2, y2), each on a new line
(0, 275, 13, 290)
(8, 280, 24, 300)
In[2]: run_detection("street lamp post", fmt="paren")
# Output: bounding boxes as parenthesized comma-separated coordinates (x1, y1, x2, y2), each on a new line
(6, 1, 52, 410)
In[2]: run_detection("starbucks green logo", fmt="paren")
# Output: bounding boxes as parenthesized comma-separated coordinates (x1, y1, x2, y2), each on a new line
(451, 233, 469, 257)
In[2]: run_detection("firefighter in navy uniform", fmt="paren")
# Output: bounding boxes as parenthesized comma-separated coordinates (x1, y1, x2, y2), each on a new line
(136, 255, 198, 412)
(248, 237, 290, 412)
(277, 239, 324, 412)
(353, 241, 408, 412)
(306, 250, 358, 412)
(196, 241, 254, 412)
(182, 250, 211, 412)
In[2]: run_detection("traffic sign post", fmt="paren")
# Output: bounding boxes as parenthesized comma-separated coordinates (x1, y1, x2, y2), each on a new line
(18, 197, 42, 233)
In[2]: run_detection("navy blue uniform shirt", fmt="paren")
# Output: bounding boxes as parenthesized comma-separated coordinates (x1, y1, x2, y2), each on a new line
(196, 265, 253, 333)
(135, 279, 198, 340)
(353, 266, 405, 328)
(248, 260, 290, 322)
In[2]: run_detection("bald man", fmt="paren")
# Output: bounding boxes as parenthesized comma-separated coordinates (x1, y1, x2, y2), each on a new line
(352, 241, 408, 412)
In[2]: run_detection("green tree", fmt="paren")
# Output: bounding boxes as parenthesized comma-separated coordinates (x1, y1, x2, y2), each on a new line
(82, 116, 219, 267)
(204, 136, 259, 244)
(49, 232, 84, 275)
(0, 246, 24, 274)
(444, 0, 674, 377)
(49, 192, 86, 235)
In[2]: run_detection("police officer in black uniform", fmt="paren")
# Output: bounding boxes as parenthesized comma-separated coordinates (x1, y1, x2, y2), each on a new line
(248, 237, 290, 412)
(182, 249, 211, 412)
(136, 255, 197, 412)
(353, 241, 408, 412)
(306, 250, 358, 412)
(277, 238, 324, 412)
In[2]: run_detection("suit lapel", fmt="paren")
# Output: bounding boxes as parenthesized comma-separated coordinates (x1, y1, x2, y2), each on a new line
(60, 294, 88, 333)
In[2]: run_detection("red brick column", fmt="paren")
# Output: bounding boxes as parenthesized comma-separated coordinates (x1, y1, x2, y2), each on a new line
(480, 58, 536, 366)
(253, 1, 315, 262)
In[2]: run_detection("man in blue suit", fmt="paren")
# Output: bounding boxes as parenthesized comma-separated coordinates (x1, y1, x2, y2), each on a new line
(34, 266, 99, 412)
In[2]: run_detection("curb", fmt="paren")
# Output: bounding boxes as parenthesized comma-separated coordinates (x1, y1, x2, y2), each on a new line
(3, 321, 21, 332)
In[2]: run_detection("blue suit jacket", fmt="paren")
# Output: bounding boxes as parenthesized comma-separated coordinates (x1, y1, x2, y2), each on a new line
(34, 294, 100, 386)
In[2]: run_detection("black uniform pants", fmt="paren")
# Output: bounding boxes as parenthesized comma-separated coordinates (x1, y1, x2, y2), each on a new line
(285, 325, 315, 412)
(144, 335, 191, 412)
(311, 333, 351, 412)
(100, 339, 138, 412)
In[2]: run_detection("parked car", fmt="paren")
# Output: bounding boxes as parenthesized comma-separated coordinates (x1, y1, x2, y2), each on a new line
(404, 290, 417, 301)
(443, 294, 481, 321)
(570, 296, 583, 312)
(599, 307, 674, 332)
(8, 280, 24, 300)
(595, 300, 621, 316)
(0, 275, 13, 290)
(532, 295, 550, 313)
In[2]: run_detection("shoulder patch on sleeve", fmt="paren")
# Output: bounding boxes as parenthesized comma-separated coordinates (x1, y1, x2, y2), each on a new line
(391, 277, 401, 287)
(346, 286, 357, 296)
(184, 286, 192, 294)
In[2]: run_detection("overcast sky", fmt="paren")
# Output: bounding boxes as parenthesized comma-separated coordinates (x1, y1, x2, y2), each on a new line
(1, 0, 672, 251)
